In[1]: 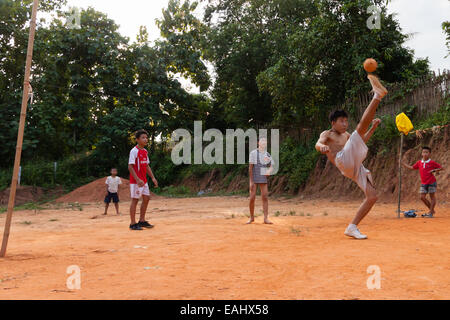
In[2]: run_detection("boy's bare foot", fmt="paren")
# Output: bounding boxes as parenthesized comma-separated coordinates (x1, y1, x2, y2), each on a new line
(367, 74, 388, 98)
(264, 220, 273, 224)
(246, 218, 255, 224)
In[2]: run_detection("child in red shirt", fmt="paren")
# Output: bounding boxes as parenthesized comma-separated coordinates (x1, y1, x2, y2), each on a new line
(402, 146, 443, 217)
(128, 129, 159, 230)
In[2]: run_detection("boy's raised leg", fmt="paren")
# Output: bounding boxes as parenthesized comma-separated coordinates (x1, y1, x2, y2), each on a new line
(356, 75, 388, 136)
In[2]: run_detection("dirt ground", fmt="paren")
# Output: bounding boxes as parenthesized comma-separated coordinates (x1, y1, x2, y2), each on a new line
(0, 196, 449, 300)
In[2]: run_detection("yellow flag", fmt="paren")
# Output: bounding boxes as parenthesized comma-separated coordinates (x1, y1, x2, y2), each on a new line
(396, 112, 414, 135)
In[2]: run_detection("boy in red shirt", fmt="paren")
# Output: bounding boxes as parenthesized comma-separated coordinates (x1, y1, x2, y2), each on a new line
(128, 129, 158, 230)
(402, 146, 443, 217)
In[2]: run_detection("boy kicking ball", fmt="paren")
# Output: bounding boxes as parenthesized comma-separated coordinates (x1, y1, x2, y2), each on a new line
(402, 146, 443, 218)
(315, 74, 388, 239)
(128, 129, 159, 231)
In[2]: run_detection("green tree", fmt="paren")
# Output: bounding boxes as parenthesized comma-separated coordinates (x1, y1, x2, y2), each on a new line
(28, 7, 129, 160)
(443, 21, 450, 56)
(156, 0, 211, 92)
(256, 0, 430, 129)
(0, 0, 67, 167)
(158, 0, 430, 132)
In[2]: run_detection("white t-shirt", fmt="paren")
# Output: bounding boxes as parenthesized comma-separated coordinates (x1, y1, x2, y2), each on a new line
(249, 149, 274, 166)
(105, 176, 122, 193)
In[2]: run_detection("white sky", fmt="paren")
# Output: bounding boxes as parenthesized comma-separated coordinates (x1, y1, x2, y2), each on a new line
(40, 0, 449, 73)
(387, 0, 449, 73)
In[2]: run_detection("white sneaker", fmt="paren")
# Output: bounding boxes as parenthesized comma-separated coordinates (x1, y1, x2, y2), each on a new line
(344, 225, 368, 239)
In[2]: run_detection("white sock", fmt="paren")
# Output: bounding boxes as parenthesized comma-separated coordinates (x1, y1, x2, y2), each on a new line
(373, 92, 382, 101)
(348, 223, 357, 229)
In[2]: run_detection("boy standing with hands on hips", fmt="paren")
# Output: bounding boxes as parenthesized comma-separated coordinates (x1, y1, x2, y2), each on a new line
(402, 146, 443, 218)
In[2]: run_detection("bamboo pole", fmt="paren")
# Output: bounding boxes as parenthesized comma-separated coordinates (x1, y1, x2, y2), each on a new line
(397, 133, 404, 218)
(1, 0, 40, 258)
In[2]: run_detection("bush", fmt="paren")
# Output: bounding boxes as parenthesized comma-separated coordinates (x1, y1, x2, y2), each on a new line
(367, 114, 399, 153)
(159, 185, 193, 197)
(279, 137, 319, 192)
(415, 101, 450, 130)
(0, 156, 99, 192)
(368, 101, 450, 155)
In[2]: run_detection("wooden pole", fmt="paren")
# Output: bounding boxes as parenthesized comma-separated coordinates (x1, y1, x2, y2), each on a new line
(397, 133, 404, 218)
(0, 0, 40, 258)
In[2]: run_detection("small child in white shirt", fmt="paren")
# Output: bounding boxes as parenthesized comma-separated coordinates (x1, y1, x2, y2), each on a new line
(104, 168, 122, 215)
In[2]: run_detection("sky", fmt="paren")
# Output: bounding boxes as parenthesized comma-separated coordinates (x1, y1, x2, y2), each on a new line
(39, 0, 449, 73)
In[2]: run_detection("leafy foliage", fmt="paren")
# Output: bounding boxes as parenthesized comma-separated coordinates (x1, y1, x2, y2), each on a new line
(0, 0, 444, 194)
(278, 137, 319, 191)
(443, 21, 450, 56)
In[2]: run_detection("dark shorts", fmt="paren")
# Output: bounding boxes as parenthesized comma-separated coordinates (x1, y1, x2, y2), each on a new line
(420, 182, 437, 194)
(104, 192, 119, 203)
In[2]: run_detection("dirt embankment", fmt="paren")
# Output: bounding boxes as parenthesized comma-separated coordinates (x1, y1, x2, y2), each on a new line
(0, 186, 44, 207)
(176, 125, 449, 201)
(55, 177, 159, 203)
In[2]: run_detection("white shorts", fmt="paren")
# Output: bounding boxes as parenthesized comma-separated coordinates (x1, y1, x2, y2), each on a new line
(335, 131, 373, 194)
(130, 183, 150, 199)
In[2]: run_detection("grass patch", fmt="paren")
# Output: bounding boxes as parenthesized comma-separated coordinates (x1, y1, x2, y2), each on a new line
(67, 202, 84, 211)
(0, 201, 49, 213)
(156, 186, 195, 198)
(290, 226, 302, 236)
(225, 213, 239, 220)
(201, 190, 248, 197)
(18, 202, 46, 211)
(156, 185, 248, 198)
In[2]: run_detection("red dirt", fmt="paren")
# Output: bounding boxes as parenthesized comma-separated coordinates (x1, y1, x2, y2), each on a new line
(0, 186, 44, 207)
(55, 177, 159, 203)
(0, 196, 449, 300)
